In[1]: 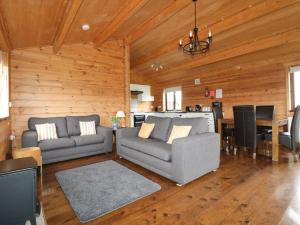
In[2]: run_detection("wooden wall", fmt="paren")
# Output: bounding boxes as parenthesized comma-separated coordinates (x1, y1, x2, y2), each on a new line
(151, 63, 288, 119)
(10, 41, 126, 148)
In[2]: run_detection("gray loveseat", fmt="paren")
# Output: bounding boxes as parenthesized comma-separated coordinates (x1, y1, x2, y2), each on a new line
(22, 114, 112, 164)
(117, 116, 220, 185)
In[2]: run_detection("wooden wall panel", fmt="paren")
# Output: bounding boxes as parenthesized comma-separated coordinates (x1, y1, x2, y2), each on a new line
(151, 63, 288, 120)
(10, 41, 125, 148)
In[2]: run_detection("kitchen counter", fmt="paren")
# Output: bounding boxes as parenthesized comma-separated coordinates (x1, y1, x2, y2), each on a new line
(154, 111, 213, 113)
(130, 111, 215, 132)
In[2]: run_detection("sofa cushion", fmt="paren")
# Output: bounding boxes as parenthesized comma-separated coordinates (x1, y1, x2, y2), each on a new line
(38, 138, 75, 151)
(167, 125, 192, 144)
(145, 116, 172, 142)
(121, 137, 172, 162)
(66, 115, 100, 136)
(71, 134, 105, 147)
(79, 121, 96, 136)
(138, 123, 155, 139)
(28, 117, 68, 138)
(35, 123, 58, 141)
(171, 117, 209, 135)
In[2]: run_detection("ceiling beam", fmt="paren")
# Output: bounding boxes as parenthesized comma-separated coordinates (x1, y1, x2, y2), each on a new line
(126, 0, 190, 44)
(53, 0, 84, 54)
(132, 0, 299, 68)
(93, 0, 150, 47)
(141, 27, 300, 78)
(0, 11, 11, 51)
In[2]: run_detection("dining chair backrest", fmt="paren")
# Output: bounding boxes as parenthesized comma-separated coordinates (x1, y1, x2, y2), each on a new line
(256, 105, 274, 120)
(212, 106, 223, 132)
(291, 105, 300, 150)
(233, 105, 256, 148)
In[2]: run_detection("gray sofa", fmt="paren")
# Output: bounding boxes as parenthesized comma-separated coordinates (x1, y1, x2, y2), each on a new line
(117, 116, 220, 185)
(22, 115, 112, 164)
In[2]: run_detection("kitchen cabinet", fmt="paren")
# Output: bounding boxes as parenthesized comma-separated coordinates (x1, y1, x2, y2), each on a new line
(130, 84, 154, 102)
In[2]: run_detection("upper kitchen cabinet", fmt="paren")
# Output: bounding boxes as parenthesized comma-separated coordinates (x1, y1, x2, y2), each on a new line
(130, 84, 154, 102)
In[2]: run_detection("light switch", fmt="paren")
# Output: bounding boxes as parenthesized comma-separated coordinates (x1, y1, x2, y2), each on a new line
(194, 78, 201, 85)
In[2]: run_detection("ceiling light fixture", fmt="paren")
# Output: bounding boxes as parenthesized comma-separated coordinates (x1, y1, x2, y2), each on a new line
(81, 23, 90, 31)
(178, 0, 212, 55)
(151, 63, 164, 72)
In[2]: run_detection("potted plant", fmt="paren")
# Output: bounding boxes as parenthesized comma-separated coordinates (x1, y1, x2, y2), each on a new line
(112, 115, 119, 131)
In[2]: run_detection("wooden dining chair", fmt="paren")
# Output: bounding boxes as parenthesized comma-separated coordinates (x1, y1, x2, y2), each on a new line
(233, 105, 264, 159)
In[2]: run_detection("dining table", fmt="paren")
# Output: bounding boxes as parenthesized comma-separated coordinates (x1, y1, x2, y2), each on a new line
(217, 118, 288, 162)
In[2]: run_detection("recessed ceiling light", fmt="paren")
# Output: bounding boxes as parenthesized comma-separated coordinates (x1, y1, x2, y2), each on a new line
(81, 23, 90, 31)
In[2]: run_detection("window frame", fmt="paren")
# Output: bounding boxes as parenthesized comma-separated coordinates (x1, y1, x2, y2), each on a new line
(0, 51, 9, 119)
(164, 86, 182, 111)
(288, 66, 300, 112)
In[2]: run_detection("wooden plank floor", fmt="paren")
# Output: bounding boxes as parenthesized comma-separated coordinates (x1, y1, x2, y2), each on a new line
(41, 150, 300, 225)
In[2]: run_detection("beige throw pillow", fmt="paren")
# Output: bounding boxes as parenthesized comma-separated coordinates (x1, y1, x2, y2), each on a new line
(35, 123, 58, 141)
(167, 125, 192, 144)
(138, 123, 155, 139)
(79, 121, 96, 136)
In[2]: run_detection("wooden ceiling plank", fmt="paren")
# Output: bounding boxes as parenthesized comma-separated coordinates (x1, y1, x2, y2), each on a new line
(127, 0, 190, 43)
(140, 27, 300, 77)
(53, 0, 84, 54)
(132, 0, 299, 68)
(145, 44, 300, 83)
(0, 11, 11, 51)
(93, 0, 150, 47)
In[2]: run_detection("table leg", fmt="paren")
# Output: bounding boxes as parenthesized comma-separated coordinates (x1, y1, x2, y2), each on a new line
(272, 122, 279, 162)
(218, 118, 223, 150)
(40, 165, 43, 190)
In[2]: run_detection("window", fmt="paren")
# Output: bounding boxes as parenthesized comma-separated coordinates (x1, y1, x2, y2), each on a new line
(0, 52, 9, 119)
(289, 66, 300, 111)
(164, 86, 182, 111)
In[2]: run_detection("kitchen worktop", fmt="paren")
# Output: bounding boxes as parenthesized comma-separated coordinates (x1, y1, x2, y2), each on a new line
(131, 111, 212, 114)
(156, 111, 212, 113)
(130, 111, 215, 132)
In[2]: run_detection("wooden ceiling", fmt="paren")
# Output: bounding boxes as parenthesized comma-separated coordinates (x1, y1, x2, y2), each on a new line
(0, 0, 175, 51)
(0, 0, 299, 82)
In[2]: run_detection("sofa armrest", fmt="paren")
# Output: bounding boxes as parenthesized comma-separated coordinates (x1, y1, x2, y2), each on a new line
(96, 126, 113, 152)
(171, 133, 220, 185)
(116, 127, 139, 154)
(22, 130, 38, 148)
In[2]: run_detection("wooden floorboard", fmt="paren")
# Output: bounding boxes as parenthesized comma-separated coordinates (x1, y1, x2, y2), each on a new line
(41, 149, 300, 225)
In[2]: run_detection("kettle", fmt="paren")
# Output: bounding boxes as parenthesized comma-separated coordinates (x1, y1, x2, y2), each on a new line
(195, 104, 202, 112)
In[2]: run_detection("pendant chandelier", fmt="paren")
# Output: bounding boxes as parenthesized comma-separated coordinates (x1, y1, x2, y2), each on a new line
(178, 0, 212, 55)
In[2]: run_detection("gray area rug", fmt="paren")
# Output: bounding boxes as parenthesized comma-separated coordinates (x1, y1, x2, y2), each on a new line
(55, 160, 161, 223)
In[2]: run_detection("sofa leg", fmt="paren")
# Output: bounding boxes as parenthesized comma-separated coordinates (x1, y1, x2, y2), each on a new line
(176, 183, 183, 187)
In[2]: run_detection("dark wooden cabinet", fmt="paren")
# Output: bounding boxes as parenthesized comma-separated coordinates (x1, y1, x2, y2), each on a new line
(0, 157, 38, 225)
